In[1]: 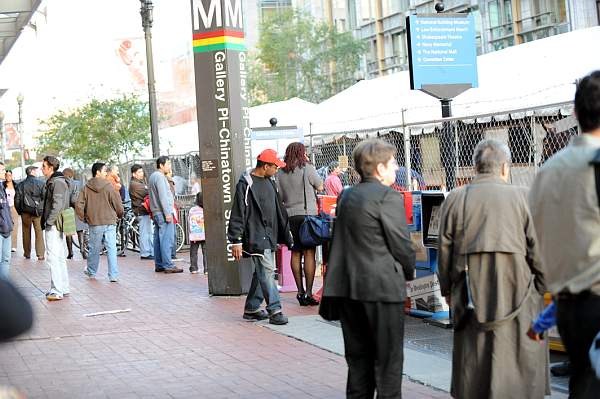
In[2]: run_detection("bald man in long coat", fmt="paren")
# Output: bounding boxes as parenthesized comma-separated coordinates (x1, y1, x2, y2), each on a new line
(437, 139, 550, 399)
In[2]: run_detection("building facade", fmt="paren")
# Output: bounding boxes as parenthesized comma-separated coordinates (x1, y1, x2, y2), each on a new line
(346, 0, 599, 80)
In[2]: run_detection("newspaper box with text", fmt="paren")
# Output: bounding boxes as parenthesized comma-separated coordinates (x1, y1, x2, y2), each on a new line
(406, 273, 449, 313)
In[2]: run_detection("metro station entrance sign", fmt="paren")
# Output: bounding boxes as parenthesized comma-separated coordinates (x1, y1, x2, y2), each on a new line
(190, 0, 253, 295)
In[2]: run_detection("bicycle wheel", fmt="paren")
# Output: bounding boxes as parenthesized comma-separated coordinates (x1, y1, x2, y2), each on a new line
(175, 223, 185, 252)
(127, 218, 140, 252)
(116, 220, 128, 256)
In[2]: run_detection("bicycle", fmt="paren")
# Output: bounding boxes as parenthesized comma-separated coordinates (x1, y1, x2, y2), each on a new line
(124, 210, 185, 253)
(75, 210, 185, 256)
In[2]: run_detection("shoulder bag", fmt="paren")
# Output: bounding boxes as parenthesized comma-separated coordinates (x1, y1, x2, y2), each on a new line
(299, 167, 332, 247)
(455, 185, 534, 331)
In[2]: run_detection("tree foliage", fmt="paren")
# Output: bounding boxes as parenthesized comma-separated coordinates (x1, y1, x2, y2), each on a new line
(248, 9, 366, 105)
(38, 95, 151, 169)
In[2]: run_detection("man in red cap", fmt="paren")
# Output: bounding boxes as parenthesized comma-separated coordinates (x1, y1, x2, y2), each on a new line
(227, 149, 293, 325)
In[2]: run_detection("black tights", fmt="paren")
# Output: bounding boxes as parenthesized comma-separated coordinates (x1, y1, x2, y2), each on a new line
(291, 248, 317, 296)
(66, 231, 85, 258)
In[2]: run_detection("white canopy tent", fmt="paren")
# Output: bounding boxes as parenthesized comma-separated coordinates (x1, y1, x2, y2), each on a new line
(157, 97, 317, 155)
(310, 27, 600, 135)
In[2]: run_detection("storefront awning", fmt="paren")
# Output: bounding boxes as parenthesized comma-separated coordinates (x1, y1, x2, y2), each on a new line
(0, 0, 42, 67)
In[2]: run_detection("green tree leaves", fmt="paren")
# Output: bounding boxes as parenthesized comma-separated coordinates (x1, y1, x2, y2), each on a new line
(38, 95, 151, 169)
(249, 9, 366, 105)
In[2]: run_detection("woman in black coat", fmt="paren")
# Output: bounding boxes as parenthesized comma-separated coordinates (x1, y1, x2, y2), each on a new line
(321, 138, 416, 398)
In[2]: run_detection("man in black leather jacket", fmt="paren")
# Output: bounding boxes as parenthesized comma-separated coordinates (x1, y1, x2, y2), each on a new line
(15, 166, 45, 260)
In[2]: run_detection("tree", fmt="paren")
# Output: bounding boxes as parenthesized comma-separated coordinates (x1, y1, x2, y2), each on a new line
(248, 9, 366, 105)
(38, 95, 151, 169)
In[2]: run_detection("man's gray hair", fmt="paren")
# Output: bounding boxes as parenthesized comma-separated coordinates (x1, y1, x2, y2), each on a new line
(328, 161, 339, 171)
(472, 139, 511, 175)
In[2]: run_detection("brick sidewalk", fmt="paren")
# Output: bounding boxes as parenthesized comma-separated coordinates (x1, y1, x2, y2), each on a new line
(0, 250, 449, 399)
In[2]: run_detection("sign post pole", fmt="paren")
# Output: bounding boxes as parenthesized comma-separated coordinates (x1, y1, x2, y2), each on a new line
(190, 0, 253, 295)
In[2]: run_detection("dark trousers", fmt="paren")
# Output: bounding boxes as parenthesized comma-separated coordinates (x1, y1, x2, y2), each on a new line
(190, 241, 207, 273)
(339, 299, 405, 399)
(557, 293, 600, 399)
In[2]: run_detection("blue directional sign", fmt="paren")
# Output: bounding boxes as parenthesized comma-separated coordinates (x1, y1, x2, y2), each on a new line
(407, 14, 478, 91)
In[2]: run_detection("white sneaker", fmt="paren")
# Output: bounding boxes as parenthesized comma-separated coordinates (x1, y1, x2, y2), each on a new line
(11, 248, 16, 252)
(171, 258, 184, 262)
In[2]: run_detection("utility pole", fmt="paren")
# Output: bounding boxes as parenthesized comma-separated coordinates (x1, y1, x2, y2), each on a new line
(139, 0, 160, 157)
(17, 94, 25, 174)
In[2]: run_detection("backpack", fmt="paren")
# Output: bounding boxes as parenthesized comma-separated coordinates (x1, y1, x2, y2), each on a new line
(188, 206, 205, 242)
(17, 179, 44, 216)
(0, 186, 13, 236)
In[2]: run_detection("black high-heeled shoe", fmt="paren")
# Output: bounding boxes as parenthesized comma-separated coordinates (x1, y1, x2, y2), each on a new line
(297, 293, 308, 306)
(304, 295, 320, 306)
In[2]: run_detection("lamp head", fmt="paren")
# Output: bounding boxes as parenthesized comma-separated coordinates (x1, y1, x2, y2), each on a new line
(435, 2, 445, 12)
(16, 93, 24, 105)
(269, 117, 277, 127)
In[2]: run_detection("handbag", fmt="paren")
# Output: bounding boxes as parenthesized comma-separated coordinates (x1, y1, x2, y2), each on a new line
(56, 207, 77, 236)
(299, 168, 332, 246)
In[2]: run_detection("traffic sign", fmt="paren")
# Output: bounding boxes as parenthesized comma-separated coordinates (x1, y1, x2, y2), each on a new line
(407, 13, 478, 96)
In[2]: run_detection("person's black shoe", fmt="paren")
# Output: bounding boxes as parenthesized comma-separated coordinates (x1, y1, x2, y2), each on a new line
(155, 268, 166, 272)
(118, 253, 126, 257)
(269, 312, 288, 325)
(163, 267, 183, 274)
(243, 310, 269, 321)
(141, 255, 154, 260)
(304, 295, 320, 306)
(67, 254, 73, 260)
(297, 293, 308, 306)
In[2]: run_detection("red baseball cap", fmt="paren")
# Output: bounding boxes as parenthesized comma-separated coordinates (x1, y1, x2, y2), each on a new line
(257, 149, 286, 168)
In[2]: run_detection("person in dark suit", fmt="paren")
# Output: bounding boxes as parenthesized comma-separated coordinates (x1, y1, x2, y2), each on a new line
(321, 138, 416, 398)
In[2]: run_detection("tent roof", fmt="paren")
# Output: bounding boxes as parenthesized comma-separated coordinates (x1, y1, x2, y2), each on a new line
(250, 97, 317, 132)
(310, 27, 600, 134)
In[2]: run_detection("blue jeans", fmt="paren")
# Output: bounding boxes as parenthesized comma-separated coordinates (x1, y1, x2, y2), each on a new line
(0, 234, 12, 280)
(87, 225, 119, 279)
(171, 227, 177, 259)
(244, 249, 282, 315)
(153, 213, 175, 270)
(137, 215, 154, 257)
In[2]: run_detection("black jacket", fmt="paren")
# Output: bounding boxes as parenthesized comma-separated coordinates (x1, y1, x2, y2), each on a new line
(15, 175, 45, 216)
(42, 172, 69, 229)
(322, 178, 416, 303)
(227, 170, 293, 256)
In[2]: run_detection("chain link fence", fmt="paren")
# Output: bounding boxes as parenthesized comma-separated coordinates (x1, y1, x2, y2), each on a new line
(307, 101, 577, 190)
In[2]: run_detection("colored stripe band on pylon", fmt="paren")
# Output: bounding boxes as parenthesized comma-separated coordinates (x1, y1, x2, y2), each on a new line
(192, 29, 246, 53)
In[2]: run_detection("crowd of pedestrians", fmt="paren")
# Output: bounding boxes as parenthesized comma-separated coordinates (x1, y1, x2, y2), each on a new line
(1, 70, 600, 399)
(0, 153, 190, 302)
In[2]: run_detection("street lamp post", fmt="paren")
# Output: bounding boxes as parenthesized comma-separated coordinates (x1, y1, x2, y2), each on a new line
(17, 94, 25, 175)
(139, 0, 160, 158)
(0, 111, 4, 163)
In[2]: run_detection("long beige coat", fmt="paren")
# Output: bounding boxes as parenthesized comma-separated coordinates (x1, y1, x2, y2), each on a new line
(437, 174, 549, 399)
